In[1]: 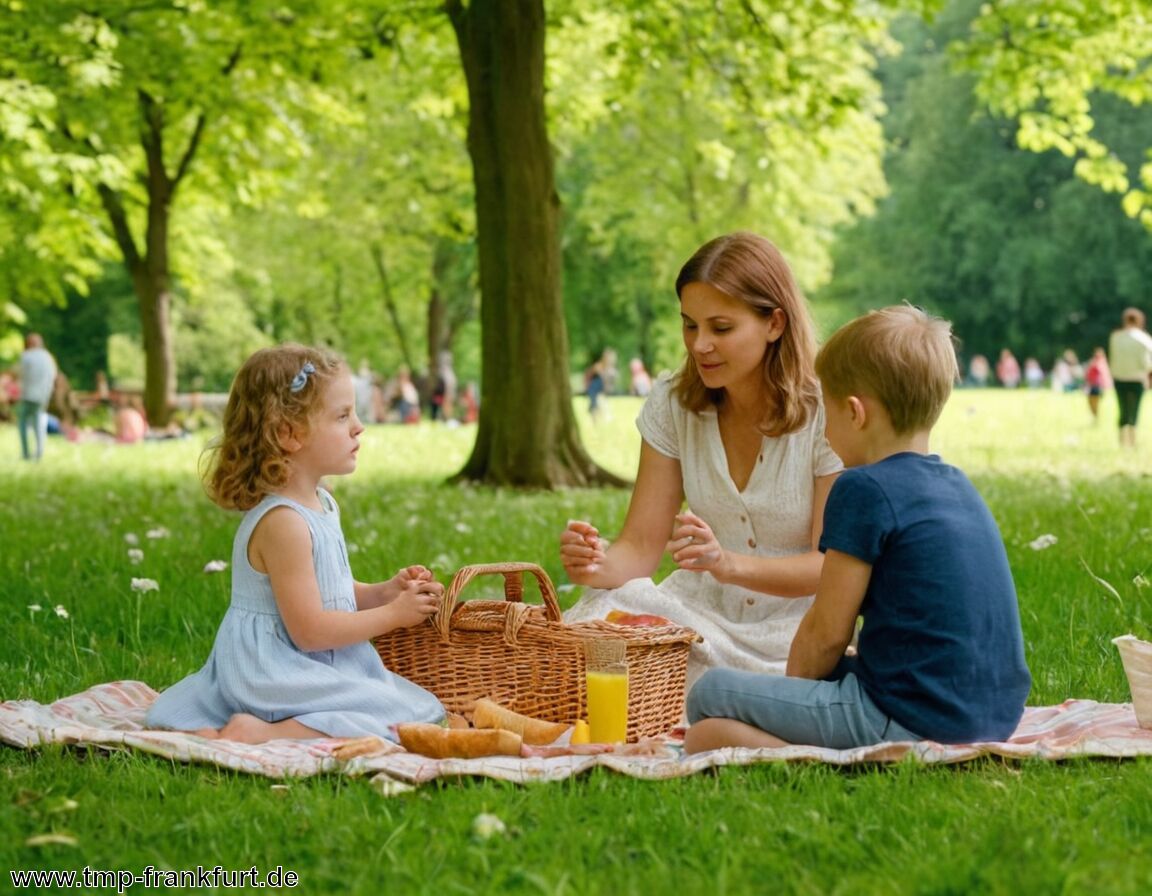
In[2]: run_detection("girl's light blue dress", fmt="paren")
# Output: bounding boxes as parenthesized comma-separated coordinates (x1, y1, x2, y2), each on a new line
(146, 490, 445, 740)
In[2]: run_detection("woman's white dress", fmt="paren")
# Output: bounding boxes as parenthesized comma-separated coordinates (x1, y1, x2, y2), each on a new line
(564, 375, 842, 687)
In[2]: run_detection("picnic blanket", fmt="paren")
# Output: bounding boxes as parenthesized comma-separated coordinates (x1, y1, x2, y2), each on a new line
(3, 681, 1151, 795)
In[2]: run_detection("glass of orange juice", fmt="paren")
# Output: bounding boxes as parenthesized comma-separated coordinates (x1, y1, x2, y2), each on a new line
(584, 639, 628, 743)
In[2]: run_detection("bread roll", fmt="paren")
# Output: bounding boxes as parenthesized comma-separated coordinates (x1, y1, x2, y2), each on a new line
(472, 698, 569, 745)
(396, 723, 522, 758)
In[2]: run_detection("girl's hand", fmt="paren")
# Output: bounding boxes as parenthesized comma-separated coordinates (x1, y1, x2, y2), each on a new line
(394, 565, 436, 587)
(380, 565, 437, 603)
(667, 511, 728, 576)
(560, 519, 606, 584)
(390, 579, 443, 629)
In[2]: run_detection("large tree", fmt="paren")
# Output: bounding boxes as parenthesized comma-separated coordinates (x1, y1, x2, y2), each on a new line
(445, 0, 621, 486)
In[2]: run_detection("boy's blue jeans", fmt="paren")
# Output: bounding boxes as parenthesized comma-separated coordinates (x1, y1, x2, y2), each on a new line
(686, 668, 923, 749)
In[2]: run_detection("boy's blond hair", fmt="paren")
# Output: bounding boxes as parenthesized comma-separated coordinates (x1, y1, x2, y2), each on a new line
(815, 305, 959, 434)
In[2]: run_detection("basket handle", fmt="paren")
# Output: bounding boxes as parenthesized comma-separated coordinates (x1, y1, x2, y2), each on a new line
(433, 561, 563, 640)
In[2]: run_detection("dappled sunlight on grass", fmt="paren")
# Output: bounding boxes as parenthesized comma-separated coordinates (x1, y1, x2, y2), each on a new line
(936, 388, 1152, 479)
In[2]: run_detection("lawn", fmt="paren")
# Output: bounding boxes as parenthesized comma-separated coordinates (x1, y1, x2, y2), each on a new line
(2, 388, 1151, 895)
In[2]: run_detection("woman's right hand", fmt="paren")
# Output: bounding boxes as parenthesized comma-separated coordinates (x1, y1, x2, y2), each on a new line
(560, 519, 607, 584)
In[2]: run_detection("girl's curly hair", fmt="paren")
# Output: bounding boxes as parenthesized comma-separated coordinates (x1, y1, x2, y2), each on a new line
(672, 232, 820, 437)
(202, 344, 344, 511)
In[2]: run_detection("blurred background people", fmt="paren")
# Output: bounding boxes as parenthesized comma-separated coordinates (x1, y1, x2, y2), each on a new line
(996, 348, 1021, 388)
(629, 357, 652, 397)
(18, 332, 57, 461)
(966, 354, 990, 387)
(1108, 307, 1152, 448)
(1083, 347, 1112, 423)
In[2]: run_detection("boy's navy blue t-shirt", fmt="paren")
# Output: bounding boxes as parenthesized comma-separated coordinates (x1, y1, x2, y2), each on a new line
(819, 452, 1031, 742)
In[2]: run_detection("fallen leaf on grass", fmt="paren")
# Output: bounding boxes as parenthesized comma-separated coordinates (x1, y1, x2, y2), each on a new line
(25, 833, 78, 847)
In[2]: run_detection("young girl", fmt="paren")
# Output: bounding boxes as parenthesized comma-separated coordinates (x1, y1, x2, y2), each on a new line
(146, 344, 445, 743)
(561, 232, 843, 687)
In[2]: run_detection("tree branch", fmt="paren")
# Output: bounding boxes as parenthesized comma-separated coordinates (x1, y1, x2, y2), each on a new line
(171, 112, 207, 194)
(96, 183, 142, 272)
(370, 242, 416, 371)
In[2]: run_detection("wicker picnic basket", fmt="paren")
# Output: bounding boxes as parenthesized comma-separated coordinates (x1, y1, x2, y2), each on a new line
(373, 561, 699, 742)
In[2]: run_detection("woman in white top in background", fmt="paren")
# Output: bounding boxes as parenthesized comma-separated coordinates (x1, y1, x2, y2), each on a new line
(561, 232, 842, 686)
(1108, 307, 1152, 449)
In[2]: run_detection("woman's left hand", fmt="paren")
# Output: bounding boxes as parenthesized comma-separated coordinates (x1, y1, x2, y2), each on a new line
(667, 511, 726, 574)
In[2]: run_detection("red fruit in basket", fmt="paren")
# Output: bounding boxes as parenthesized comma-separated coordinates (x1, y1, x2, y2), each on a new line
(605, 610, 672, 626)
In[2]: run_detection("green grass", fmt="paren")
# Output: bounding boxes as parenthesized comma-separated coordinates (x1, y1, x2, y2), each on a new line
(3, 389, 1151, 895)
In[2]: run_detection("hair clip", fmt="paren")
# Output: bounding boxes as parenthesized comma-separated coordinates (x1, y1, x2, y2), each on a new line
(289, 361, 316, 394)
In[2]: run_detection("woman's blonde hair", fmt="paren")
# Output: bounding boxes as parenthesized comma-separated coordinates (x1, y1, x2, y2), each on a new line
(816, 305, 959, 433)
(202, 344, 344, 511)
(672, 232, 819, 436)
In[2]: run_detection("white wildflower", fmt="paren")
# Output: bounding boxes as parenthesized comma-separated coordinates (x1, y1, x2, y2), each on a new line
(454, 522, 472, 534)
(127, 548, 144, 565)
(471, 812, 506, 840)
(28, 604, 42, 613)
(124, 533, 139, 546)
(145, 527, 170, 540)
(54, 605, 70, 619)
(131, 578, 160, 593)
(202, 560, 228, 574)
(1028, 534, 1058, 551)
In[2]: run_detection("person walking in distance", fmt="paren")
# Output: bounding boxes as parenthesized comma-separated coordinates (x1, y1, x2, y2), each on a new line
(17, 332, 58, 461)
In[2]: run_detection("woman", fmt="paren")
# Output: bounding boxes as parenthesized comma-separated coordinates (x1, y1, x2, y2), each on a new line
(561, 232, 842, 685)
(1108, 307, 1152, 448)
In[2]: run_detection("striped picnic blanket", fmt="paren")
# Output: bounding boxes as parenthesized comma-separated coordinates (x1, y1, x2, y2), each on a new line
(3, 681, 1151, 794)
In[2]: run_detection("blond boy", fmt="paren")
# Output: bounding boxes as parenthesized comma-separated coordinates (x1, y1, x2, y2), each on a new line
(685, 306, 1031, 751)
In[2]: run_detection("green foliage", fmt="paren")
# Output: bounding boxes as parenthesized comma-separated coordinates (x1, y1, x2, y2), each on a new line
(957, 0, 1152, 227)
(215, 17, 479, 383)
(2, 391, 1152, 892)
(0, 0, 419, 399)
(817, 3, 1152, 364)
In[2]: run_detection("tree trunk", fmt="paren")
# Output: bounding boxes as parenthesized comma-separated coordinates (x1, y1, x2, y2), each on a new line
(447, 0, 627, 487)
(135, 269, 176, 426)
(97, 184, 176, 427)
